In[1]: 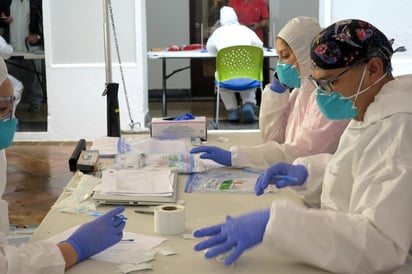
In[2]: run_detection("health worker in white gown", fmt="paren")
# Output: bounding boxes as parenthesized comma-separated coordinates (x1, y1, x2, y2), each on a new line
(193, 19, 412, 274)
(0, 57, 126, 274)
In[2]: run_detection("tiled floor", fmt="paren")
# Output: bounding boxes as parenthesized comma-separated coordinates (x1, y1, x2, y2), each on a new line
(6, 98, 260, 227)
(5, 142, 77, 227)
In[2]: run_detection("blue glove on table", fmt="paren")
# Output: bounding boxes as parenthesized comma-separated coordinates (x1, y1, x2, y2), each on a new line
(63, 206, 126, 262)
(193, 209, 270, 265)
(173, 112, 195, 120)
(255, 162, 308, 195)
(270, 72, 289, 93)
(190, 146, 232, 166)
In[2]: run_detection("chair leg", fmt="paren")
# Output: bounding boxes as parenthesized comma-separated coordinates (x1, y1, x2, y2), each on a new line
(213, 85, 220, 129)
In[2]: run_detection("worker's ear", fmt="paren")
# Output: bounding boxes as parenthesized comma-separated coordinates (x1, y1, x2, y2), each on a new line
(366, 57, 384, 82)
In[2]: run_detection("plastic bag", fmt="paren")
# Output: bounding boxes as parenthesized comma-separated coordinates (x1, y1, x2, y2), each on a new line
(112, 152, 207, 174)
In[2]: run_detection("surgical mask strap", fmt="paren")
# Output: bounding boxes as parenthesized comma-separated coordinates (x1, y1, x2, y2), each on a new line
(346, 65, 387, 105)
(0, 113, 12, 122)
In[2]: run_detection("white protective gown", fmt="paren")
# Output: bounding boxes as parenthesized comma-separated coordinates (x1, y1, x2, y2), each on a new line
(231, 17, 350, 170)
(205, 7, 263, 54)
(206, 6, 263, 110)
(263, 75, 412, 273)
(0, 150, 66, 274)
(0, 36, 24, 106)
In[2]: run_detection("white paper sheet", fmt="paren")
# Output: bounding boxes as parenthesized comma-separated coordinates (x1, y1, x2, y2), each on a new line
(47, 226, 166, 264)
(94, 169, 174, 196)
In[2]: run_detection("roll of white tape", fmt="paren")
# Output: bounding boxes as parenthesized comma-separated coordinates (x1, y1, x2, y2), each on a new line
(154, 204, 186, 235)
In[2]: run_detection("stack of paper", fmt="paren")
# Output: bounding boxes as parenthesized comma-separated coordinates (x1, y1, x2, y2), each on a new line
(94, 169, 174, 196)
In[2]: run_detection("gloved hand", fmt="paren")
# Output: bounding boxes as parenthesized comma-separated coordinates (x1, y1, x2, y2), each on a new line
(63, 206, 126, 262)
(193, 209, 270, 265)
(190, 146, 232, 166)
(255, 162, 308, 195)
(270, 72, 289, 93)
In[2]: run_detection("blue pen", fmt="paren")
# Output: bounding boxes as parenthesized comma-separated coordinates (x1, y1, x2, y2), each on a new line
(242, 168, 298, 182)
(87, 212, 128, 221)
(114, 215, 128, 221)
(87, 211, 104, 217)
(272, 175, 298, 182)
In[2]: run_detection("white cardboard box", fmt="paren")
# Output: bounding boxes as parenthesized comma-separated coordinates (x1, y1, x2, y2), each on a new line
(150, 116, 207, 140)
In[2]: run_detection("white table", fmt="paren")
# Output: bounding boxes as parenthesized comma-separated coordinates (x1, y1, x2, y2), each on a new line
(11, 50, 45, 60)
(29, 131, 412, 274)
(7, 50, 46, 94)
(147, 49, 278, 116)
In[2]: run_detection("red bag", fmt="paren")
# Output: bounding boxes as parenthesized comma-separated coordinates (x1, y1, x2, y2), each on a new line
(182, 44, 204, 51)
(167, 45, 181, 51)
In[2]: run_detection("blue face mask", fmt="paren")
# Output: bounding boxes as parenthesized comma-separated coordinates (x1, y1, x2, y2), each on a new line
(315, 89, 358, 120)
(276, 62, 301, 88)
(0, 114, 18, 150)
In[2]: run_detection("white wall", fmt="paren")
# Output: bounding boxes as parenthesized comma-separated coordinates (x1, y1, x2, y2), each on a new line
(319, 0, 412, 76)
(269, 0, 318, 39)
(14, 0, 148, 141)
(146, 0, 190, 91)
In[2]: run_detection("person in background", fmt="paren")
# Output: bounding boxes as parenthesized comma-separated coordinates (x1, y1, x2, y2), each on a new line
(2, 0, 44, 112)
(0, 57, 126, 273)
(192, 19, 412, 274)
(0, 34, 23, 107)
(207, 0, 228, 37)
(228, 0, 268, 43)
(192, 17, 350, 170)
(0, 0, 10, 40)
(206, 6, 263, 123)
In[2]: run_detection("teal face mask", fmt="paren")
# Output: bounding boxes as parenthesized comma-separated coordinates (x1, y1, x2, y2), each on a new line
(276, 62, 301, 88)
(0, 114, 18, 150)
(315, 89, 358, 120)
(315, 65, 387, 120)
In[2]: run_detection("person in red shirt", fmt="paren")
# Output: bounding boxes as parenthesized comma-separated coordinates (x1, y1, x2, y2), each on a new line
(229, 0, 269, 42)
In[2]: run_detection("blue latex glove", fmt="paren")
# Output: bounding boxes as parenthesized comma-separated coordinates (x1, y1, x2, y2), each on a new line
(270, 72, 289, 93)
(173, 112, 195, 120)
(193, 209, 270, 266)
(255, 162, 308, 195)
(63, 206, 126, 262)
(190, 146, 232, 166)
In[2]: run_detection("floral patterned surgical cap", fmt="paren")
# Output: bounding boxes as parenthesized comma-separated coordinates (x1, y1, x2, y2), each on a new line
(310, 19, 397, 70)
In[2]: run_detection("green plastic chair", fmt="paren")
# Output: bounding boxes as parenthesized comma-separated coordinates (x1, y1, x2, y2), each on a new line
(213, 45, 264, 128)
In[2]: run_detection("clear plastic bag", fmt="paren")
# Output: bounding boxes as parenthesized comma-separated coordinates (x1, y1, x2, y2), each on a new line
(112, 152, 207, 174)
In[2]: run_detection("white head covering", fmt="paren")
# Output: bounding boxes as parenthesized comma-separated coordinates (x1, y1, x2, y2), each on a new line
(219, 6, 239, 26)
(0, 58, 7, 86)
(0, 58, 9, 232)
(0, 36, 13, 60)
(277, 17, 321, 78)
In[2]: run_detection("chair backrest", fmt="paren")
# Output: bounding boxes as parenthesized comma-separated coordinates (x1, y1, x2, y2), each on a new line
(215, 45, 264, 83)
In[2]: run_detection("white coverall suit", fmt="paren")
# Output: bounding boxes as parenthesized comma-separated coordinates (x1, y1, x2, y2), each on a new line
(263, 75, 412, 273)
(231, 17, 350, 170)
(0, 127, 65, 272)
(206, 6, 263, 111)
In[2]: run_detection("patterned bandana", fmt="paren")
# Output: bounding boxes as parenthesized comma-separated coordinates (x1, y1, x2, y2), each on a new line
(311, 19, 395, 69)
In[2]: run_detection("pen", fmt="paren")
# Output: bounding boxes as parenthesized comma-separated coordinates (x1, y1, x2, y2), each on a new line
(114, 215, 128, 221)
(88, 212, 128, 220)
(272, 175, 298, 182)
(134, 210, 154, 215)
(241, 168, 298, 182)
(121, 239, 135, 242)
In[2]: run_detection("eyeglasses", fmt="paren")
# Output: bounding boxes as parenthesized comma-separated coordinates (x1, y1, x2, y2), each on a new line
(0, 96, 16, 121)
(308, 62, 362, 93)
